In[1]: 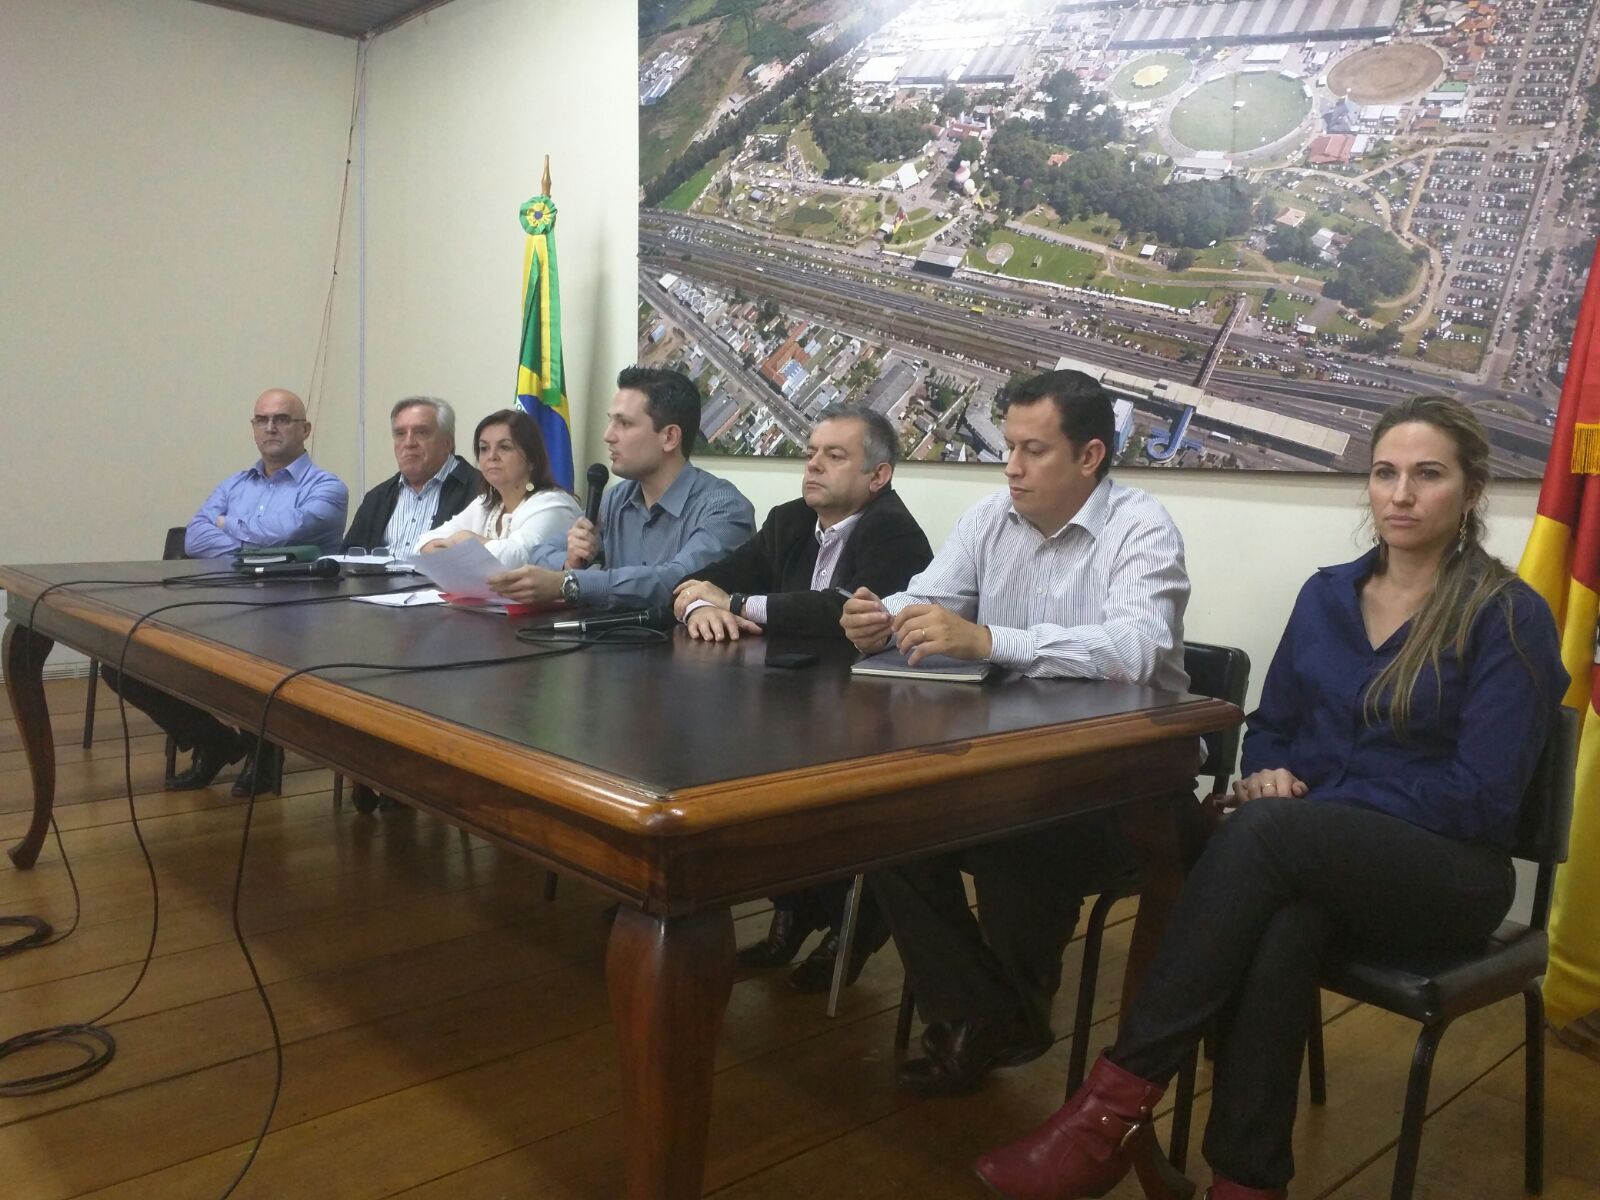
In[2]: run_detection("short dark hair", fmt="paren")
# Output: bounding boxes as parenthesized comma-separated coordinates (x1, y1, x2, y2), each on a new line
(616, 366, 702, 460)
(816, 402, 898, 470)
(1003, 369, 1115, 479)
(472, 408, 559, 506)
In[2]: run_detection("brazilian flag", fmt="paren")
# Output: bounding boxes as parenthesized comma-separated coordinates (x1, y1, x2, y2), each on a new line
(516, 193, 574, 489)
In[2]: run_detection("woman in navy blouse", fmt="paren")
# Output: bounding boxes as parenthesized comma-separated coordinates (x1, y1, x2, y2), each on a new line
(973, 395, 1568, 1200)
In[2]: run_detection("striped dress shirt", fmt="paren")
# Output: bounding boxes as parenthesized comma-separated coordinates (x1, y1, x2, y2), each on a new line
(383, 456, 459, 553)
(883, 478, 1189, 688)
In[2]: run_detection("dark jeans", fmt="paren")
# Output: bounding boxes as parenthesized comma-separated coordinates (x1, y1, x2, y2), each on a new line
(1110, 797, 1514, 1190)
(870, 814, 1131, 1035)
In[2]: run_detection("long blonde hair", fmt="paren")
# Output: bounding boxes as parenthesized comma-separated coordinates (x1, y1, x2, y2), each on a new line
(1363, 396, 1522, 732)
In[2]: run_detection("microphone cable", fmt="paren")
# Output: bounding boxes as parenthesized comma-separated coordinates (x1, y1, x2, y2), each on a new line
(0, 576, 591, 1197)
(203, 637, 586, 1198)
(0, 583, 366, 1097)
(1, 578, 175, 964)
(0, 572, 425, 963)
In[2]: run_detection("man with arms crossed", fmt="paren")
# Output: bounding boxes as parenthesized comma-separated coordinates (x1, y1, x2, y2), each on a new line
(841, 369, 1189, 1095)
(673, 403, 934, 990)
(488, 366, 754, 609)
(343, 396, 479, 554)
(184, 388, 347, 557)
(108, 387, 348, 795)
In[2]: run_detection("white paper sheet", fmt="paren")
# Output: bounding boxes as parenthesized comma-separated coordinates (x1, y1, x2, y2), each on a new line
(351, 589, 446, 608)
(400, 540, 511, 601)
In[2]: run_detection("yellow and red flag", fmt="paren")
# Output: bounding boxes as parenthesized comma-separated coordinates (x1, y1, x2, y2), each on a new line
(1518, 242, 1600, 1029)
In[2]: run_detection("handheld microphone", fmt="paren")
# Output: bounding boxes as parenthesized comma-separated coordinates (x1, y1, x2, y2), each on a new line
(550, 605, 672, 633)
(240, 559, 343, 579)
(583, 463, 609, 526)
(574, 463, 609, 569)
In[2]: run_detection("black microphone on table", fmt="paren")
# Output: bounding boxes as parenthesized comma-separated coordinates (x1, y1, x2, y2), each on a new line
(238, 559, 343, 579)
(550, 605, 673, 633)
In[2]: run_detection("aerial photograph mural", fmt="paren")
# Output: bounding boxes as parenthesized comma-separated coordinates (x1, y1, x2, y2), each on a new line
(637, 0, 1600, 474)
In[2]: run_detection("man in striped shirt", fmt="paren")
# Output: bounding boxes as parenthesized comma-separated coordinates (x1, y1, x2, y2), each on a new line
(342, 396, 480, 555)
(842, 368, 1190, 1095)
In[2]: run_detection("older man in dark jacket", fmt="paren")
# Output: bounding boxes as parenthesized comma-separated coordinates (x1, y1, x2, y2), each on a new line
(343, 396, 480, 553)
(674, 402, 933, 991)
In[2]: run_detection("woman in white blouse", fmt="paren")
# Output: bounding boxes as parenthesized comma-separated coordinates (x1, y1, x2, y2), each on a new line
(416, 408, 579, 568)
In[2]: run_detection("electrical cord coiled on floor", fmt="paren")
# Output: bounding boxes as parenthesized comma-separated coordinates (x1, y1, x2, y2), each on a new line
(0, 575, 647, 1195)
(0, 582, 360, 1101)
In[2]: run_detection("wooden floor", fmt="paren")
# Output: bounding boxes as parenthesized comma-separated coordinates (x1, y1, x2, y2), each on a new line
(2, 678, 1597, 1200)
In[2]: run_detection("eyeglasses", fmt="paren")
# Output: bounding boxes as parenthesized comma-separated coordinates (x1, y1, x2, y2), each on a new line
(251, 414, 306, 429)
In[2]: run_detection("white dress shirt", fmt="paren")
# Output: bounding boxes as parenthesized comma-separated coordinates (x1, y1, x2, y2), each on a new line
(415, 488, 581, 569)
(883, 478, 1189, 688)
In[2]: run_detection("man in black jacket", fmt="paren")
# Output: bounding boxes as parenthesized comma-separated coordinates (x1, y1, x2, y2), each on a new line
(673, 404, 931, 640)
(343, 396, 480, 553)
(342, 395, 480, 812)
(673, 403, 933, 991)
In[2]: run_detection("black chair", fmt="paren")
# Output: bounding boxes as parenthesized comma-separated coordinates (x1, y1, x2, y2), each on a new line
(157, 527, 189, 783)
(1304, 705, 1579, 1200)
(82, 661, 99, 749)
(83, 526, 190, 749)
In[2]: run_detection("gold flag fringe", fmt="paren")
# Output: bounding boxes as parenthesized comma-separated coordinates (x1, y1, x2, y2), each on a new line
(1573, 424, 1600, 476)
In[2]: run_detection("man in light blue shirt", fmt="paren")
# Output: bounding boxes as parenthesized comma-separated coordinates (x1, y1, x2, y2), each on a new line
(185, 388, 348, 556)
(105, 387, 349, 798)
(489, 367, 753, 609)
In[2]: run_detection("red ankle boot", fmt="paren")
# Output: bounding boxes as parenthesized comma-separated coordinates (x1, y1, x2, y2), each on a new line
(1204, 1173, 1286, 1199)
(973, 1054, 1195, 1200)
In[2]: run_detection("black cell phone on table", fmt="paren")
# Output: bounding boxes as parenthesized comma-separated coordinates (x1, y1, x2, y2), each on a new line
(765, 650, 819, 669)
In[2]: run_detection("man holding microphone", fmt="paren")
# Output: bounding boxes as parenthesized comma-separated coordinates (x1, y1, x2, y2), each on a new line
(487, 366, 752, 608)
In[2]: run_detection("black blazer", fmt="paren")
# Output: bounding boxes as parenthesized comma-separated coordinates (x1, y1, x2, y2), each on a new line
(342, 455, 481, 551)
(689, 486, 933, 639)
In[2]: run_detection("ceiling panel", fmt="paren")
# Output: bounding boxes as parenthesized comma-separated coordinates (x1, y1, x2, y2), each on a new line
(192, 0, 456, 38)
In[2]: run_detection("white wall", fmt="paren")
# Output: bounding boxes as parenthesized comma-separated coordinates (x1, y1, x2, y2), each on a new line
(0, 0, 359, 569)
(358, 0, 639, 485)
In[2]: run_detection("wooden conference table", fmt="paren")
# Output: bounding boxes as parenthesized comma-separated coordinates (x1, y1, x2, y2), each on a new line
(1, 561, 1240, 1199)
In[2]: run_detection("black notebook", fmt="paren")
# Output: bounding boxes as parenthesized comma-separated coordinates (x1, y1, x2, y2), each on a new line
(850, 647, 997, 683)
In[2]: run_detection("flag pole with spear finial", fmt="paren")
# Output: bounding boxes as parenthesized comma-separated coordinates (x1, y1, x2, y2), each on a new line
(514, 153, 575, 488)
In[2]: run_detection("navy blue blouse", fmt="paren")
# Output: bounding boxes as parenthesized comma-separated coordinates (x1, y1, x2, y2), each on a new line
(1241, 549, 1568, 850)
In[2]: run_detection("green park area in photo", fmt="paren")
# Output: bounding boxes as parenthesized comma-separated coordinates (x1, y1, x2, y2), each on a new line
(1170, 74, 1310, 154)
(1111, 53, 1193, 101)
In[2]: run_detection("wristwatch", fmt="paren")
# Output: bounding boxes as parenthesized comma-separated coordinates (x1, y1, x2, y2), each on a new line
(560, 571, 581, 605)
(728, 592, 746, 617)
